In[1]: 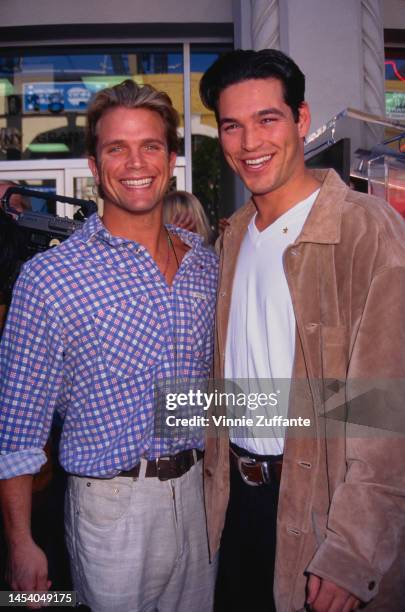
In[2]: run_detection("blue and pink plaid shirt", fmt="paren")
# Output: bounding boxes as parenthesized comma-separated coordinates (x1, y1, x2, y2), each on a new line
(0, 214, 218, 478)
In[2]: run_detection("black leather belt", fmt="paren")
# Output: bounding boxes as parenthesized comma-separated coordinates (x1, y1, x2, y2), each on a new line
(118, 448, 204, 481)
(230, 443, 282, 486)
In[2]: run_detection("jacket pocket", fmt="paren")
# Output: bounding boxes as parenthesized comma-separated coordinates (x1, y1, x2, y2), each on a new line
(91, 295, 166, 378)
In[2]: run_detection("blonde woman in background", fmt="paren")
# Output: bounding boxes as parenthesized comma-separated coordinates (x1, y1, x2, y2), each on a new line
(164, 190, 214, 246)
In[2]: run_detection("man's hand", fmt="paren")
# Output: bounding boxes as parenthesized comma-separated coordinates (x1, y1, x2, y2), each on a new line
(0, 475, 50, 607)
(306, 574, 360, 612)
(6, 538, 51, 609)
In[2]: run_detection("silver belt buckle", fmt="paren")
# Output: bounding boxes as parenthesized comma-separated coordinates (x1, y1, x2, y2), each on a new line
(156, 455, 175, 481)
(237, 455, 271, 486)
(238, 455, 259, 486)
(261, 460, 271, 483)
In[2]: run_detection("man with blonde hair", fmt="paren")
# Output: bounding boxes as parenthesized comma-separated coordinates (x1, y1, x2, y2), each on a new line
(0, 80, 217, 612)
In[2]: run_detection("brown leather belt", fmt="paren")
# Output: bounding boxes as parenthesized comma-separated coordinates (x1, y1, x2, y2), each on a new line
(117, 448, 203, 481)
(230, 444, 282, 486)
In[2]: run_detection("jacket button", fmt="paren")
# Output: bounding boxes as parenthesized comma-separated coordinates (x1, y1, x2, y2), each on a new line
(205, 468, 213, 477)
(220, 291, 226, 297)
(287, 527, 301, 536)
(368, 581, 376, 590)
(306, 323, 318, 330)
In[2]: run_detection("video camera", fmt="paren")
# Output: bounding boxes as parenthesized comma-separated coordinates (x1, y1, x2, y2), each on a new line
(1, 186, 98, 260)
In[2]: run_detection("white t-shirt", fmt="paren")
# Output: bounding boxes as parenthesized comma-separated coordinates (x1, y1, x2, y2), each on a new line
(225, 189, 319, 455)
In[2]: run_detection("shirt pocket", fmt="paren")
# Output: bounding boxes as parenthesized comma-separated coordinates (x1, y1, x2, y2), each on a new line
(91, 295, 166, 378)
(193, 290, 216, 360)
(176, 290, 216, 364)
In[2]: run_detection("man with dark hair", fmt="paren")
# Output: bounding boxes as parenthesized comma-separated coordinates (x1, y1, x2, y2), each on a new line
(200, 49, 405, 612)
(200, 48, 305, 123)
(0, 79, 217, 611)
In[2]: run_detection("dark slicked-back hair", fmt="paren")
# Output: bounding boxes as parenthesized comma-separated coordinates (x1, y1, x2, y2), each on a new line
(86, 79, 179, 158)
(200, 49, 305, 122)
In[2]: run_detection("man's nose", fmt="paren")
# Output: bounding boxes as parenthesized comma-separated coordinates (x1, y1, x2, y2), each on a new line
(242, 125, 263, 151)
(125, 148, 144, 168)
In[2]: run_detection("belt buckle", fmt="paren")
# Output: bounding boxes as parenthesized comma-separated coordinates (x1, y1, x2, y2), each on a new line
(238, 455, 259, 486)
(156, 456, 177, 481)
(237, 456, 271, 486)
(261, 460, 271, 484)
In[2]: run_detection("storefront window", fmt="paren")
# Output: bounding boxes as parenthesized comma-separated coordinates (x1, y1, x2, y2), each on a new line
(384, 49, 405, 153)
(0, 47, 184, 161)
(190, 45, 233, 233)
(0, 42, 234, 222)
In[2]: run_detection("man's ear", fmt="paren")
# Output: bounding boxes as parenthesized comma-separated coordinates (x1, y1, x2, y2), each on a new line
(297, 102, 311, 139)
(88, 156, 100, 184)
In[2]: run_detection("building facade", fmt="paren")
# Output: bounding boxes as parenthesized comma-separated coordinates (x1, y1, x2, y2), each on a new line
(0, 0, 404, 214)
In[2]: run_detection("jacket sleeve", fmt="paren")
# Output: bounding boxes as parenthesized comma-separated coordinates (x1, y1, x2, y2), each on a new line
(307, 266, 405, 602)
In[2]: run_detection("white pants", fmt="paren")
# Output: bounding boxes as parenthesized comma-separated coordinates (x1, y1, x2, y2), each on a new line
(65, 460, 216, 612)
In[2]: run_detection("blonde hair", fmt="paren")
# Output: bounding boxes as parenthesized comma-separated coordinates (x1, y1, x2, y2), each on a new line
(163, 191, 213, 245)
(86, 79, 179, 158)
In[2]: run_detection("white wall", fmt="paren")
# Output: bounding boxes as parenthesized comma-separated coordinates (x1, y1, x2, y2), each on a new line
(0, 0, 233, 26)
(382, 0, 405, 28)
(283, 0, 365, 134)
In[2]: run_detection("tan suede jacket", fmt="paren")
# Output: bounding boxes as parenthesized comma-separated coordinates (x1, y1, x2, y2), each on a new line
(204, 169, 405, 611)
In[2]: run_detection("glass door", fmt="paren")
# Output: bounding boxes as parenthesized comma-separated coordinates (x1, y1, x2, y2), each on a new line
(0, 157, 186, 217)
(0, 165, 64, 214)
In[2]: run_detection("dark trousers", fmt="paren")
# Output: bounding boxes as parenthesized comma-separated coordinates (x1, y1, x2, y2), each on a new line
(214, 446, 280, 612)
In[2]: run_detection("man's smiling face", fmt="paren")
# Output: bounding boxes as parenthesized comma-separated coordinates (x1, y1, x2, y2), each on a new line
(218, 78, 310, 203)
(89, 105, 176, 218)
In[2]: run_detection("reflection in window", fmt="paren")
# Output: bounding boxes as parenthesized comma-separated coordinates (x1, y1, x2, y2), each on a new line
(384, 48, 405, 153)
(1, 178, 58, 214)
(190, 45, 233, 234)
(0, 43, 236, 224)
(0, 47, 184, 161)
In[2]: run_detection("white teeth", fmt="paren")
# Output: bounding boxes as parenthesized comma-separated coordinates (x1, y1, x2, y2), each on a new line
(244, 155, 272, 166)
(122, 178, 153, 187)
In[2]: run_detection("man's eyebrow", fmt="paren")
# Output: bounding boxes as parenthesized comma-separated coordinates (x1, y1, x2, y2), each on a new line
(142, 138, 166, 146)
(256, 107, 286, 118)
(219, 107, 286, 128)
(101, 138, 166, 148)
(100, 139, 126, 149)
